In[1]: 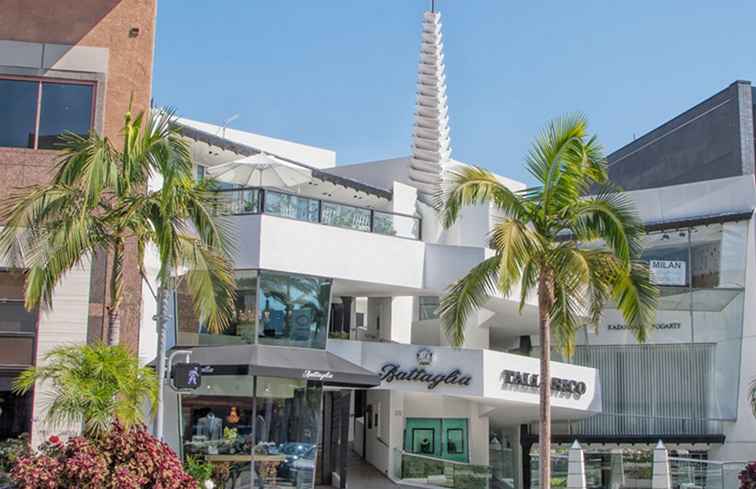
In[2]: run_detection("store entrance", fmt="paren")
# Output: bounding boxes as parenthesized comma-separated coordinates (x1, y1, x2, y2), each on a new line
(318, 391, 351, 488)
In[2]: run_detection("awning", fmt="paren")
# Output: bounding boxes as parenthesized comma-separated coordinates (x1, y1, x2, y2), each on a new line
(166, 344, 381, 388)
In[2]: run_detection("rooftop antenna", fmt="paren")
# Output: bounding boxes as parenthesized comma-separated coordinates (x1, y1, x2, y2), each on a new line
(219, 114, 239, 139)
(431, 0, 436, 12)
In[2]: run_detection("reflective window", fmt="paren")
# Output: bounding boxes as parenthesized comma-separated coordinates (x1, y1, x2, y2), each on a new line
(253, 378, 322, 489)
(0, 78, 94, 150)
(418, 296, 440, 321)
(0, 79, 38, 148)
(411, 429, 435, 454)
(257, 271, 331, 350)
(0, 302, 37, 334)
(37, 82, 94, 149)
(176, 271, 258, 347)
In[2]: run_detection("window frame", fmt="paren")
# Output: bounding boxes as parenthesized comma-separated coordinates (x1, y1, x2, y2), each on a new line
(0, 75, 97, 150)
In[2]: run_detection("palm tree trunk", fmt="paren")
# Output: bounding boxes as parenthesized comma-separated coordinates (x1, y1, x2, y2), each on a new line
(107, 240, 125, 346)
(538, 271, 554, 489)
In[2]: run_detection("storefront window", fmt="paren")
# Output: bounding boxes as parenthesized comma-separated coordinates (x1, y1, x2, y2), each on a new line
(180, 375, 322, 489)
(254, 377, 322, 489)
(257, 271, 331, 350)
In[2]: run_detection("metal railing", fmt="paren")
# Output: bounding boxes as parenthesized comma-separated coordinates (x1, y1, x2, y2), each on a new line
(669, 458, 750, 489)
(394, 449, 492, 489)
(213, 187, 422, 240)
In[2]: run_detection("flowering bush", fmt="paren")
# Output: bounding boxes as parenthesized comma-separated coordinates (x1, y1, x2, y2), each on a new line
(10, 423, 196, 489)
(740, 461, 756, 489)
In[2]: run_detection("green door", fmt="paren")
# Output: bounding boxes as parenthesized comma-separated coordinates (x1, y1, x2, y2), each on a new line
(440, 418, 468, 463)
(404, 418, 468, 463)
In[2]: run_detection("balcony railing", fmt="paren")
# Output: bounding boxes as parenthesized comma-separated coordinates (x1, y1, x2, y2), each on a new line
(213, 187, 422, 240)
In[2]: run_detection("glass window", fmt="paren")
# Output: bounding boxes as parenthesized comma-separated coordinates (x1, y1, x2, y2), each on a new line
(642, 230, 689, 287)
(254, 377, 321, 489)
(373, 211, 420, 239)
(446, 428, 464, 454)
(418, 296, 440, 321)
(412, 429, 435, 454)
(180, 375, 256, 487)
(257, 271, 331, 350)
(0, 79, 38, 148)
(0, 375, 32, 441)
(176, 270, 258, 347)
(37, 82, 93, 149)
(0, 302, 37, 334)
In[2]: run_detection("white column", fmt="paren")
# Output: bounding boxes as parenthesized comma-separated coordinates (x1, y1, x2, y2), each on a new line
(567, 440, 587, 489)
(652, 440, 672, 489)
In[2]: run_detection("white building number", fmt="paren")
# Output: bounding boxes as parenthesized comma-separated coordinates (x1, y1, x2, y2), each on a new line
(649, 259, 687, 286)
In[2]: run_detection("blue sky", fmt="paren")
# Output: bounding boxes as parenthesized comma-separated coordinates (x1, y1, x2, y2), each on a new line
(153, 1, 755, 184)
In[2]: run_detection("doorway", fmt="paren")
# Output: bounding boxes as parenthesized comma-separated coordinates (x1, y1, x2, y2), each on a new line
(404, 418, 469, 463)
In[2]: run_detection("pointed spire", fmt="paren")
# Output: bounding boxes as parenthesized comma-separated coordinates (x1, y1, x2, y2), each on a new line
(409, 8, 452, 199)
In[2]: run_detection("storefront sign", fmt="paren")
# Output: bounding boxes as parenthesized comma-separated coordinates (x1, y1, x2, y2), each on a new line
(302, 370, 334, 381)
(173, 362, 202, 390)
(379, 364, 472, 390)
(501, 369, 587, 396)
(649, 259, 687, 286)
(607, 322, 682, 331)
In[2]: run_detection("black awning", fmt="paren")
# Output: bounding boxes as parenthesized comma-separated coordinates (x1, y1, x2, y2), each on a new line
(167, 344, 380, 388)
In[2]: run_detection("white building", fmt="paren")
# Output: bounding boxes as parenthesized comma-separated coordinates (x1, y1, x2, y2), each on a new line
(153, 9, 756, 489)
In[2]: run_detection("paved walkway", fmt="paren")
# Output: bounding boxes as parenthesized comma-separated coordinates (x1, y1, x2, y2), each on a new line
(317, 452, 401, 489)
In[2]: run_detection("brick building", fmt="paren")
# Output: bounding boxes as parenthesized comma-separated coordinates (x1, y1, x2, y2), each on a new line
(0, 0, 157, 444)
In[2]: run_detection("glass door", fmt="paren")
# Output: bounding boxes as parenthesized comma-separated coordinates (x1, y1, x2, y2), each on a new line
(404, 418, 469, 463)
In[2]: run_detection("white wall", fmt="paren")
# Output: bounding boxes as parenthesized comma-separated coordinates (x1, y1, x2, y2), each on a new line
(31, 260, 92, 446)
(237, 214, 426, 290)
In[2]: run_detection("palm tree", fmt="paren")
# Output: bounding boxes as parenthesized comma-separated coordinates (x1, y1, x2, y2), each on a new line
(12, 344, 157, 438)
(0, 109, 236, 346)
(437, 115, 657, 489)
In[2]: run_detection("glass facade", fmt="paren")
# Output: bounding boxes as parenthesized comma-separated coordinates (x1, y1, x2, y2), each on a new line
(0, 78, 94, 150)
(180, 375, 322, 489)
(176, 270, 331, 350)
(573, 220, 748, 435)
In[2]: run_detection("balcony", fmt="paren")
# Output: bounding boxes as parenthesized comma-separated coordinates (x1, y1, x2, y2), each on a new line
(214, 187, 421, 240)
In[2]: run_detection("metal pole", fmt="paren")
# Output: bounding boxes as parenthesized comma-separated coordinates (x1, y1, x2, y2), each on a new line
(155, 284, 167, 439)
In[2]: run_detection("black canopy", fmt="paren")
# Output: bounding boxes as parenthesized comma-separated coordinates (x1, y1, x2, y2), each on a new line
(166, 344, 380, 388)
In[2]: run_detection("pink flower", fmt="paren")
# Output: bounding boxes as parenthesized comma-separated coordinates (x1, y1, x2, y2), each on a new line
(48, 435, 61, 445)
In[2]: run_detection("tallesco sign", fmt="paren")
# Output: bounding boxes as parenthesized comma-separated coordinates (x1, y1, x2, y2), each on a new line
(501, 369, 587, 396)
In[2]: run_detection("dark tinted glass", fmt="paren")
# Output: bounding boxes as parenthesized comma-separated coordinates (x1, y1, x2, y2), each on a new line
(0, 79, 38, 148)
(0, 302, 37, 334)
(38, 82, 93, 149)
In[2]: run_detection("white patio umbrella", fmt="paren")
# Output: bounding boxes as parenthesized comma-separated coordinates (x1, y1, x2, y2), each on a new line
(206, 152, 312, 188)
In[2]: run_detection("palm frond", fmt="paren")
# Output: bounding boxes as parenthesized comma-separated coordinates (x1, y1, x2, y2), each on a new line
(439, 255, 501, 347)
(437, 166, 530, 229)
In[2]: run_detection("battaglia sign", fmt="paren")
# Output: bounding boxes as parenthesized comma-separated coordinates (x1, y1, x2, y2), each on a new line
(302, 370, 334, 381)
(379, 364, 472, 390)
(649, 259, 687, 286)
(502, 369, 587, 396)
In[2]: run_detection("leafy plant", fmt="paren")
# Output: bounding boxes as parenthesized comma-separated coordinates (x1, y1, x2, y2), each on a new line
(0, 108, 236, 346)
(184, 456, 213, 487)
(12, 344, 157, 438)
(0, 434, 30, 483)
(741, 461, 756, 489)
(10, 423, 196, 489)
(437, 115, 657, 489)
